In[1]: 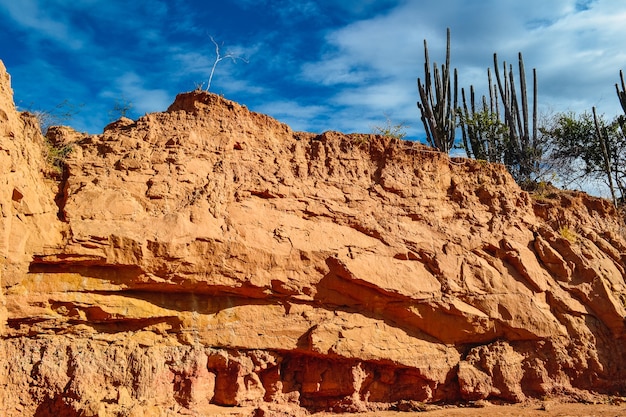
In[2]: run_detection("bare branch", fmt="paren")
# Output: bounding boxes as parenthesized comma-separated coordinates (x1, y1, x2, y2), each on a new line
(206, 36, 248, 92)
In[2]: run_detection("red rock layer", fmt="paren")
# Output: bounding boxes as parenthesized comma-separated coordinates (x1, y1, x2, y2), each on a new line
(1, 61, 625, 416)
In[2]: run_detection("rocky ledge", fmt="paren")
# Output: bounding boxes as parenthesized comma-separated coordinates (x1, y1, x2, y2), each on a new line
(1, 60, 626, 416)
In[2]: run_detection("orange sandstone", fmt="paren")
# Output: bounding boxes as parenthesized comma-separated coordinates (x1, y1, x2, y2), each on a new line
(1, 61, 625, 416)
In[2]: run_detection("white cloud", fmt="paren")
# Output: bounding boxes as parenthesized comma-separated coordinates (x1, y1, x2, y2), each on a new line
(100, 72, 171, 116)
(295, 0, 626, 138)
(330, 79, 415, 115)
(172, 51, 215, 77)
(300, 58, 372, 86)
(253, 100, 330, 132)
(0, 0, 87, 49)
(4, 0, 626, 145)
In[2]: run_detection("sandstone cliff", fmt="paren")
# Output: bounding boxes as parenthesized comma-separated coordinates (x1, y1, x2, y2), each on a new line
(1, 60, 626, 416)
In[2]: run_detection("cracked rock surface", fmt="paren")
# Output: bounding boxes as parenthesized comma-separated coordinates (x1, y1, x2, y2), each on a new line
(1, 60, 626, 416)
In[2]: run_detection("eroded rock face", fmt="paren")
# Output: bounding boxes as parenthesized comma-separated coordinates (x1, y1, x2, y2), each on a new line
(1, 60, 626, 416)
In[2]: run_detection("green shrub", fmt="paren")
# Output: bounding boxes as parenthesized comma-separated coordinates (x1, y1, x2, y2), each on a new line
(559, 226, 578, 244)
(372, 117, 408, 140)
(43, 139, 73, 175)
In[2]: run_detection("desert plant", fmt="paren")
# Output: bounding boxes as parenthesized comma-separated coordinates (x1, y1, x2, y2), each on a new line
(615, 70, 626, 158)
(492, 52, 539, 183)
(526, 178, 558, 201)
(108, 97, 133, 121)
(371, 116, 408, 139)
(25, 100, 83, 134)
(351, 134, 373, 146)
(43, 139, 73, 176)
(417, 28, 458, 153)
(459, 106, 509, 162)
(206, 36, 247, 92)
(458, 77, 509, 162)
(617, 70, 626, 116)
(457, 52, 541, 184)
(593, 106, 618, 205)
(559, 226, 578, 244)
(542, 110, 626, 204)
(540, 111, 594, 185)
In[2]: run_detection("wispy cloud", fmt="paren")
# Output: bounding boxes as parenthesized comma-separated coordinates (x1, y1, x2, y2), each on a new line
(254, 100, 330, 132)
(0, 0, 88, 49)
(288, 0, 626, 136)
(575, 0, 597, 11)
(100, 72, 171, 117)
(2, 0, 626, 140)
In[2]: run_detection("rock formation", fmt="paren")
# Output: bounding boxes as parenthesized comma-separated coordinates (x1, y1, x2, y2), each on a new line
(1, 60, 625, 416)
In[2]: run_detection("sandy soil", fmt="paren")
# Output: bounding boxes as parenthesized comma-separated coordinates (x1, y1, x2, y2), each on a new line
(311, 401, 626, 417)
(193, 398, 626, 416)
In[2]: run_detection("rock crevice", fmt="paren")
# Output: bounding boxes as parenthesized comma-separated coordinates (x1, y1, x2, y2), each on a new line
(2, 62, 626, 416)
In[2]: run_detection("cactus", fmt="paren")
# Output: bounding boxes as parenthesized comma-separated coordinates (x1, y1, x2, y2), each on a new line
(617, 70, 626, 116)
(456, 51, 540, 184)
(459, 69, 507, 163)
(592, 106, 617, 206)
(492, 52, 538, 182)
(459, 85, 482, 159)
(417, 28, 458, 153)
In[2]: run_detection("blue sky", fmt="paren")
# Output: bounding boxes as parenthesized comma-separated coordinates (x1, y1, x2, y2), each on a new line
(1, 0, 626, 140)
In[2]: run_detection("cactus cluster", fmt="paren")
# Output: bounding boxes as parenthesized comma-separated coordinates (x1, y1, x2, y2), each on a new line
(418, 29, 625, 193)
(418, 29, 539, 183)
(456, 50, 539, 183)
(491, 52, 539, 182)
(459, 69, 506, 163)
(417, 28, 457, 153)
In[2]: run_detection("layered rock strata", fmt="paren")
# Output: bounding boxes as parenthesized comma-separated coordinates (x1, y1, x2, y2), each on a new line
(1, 61, 626, 416)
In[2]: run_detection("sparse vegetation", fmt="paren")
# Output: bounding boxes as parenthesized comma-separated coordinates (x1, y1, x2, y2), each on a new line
(108, 97, 133, 121)
(43, 139, 73, 176)
(457, 51, 540, 184)
(559, 226, 578, 243)
(417, 30, 626, 203)
(540, 109, 626, 204)
(491, 52, 540, 183)
(616, 70, 626, 116)
(417, 29, 541, 182)
(371, 116, 408, 139)
(458, 102, 508, 163)
(351, 133, 373, 146)
(20, 101, 77, 177)
(25, 100, 83, 135)
(526, 178, 559, 202)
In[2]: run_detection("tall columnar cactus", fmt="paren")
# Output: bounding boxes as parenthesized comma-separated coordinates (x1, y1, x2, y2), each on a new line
(459, 68, 507, 163)
(417, 28, 458, 153)
(593, 106, 618, 206)
(617, 70, 626, 116)
(492, 52, 538, 182)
